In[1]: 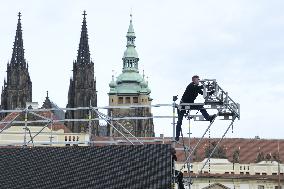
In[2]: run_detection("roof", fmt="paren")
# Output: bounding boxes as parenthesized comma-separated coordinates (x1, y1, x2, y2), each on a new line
(173, 138, 284, 164)
(202, 183, 231, 189)
(91, 137, 284, 164)
(0, 145, 172, 189)
(0, 110, 71, 133)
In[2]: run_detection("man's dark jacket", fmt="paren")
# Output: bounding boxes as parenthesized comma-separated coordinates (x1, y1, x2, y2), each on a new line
(181, 82, 203, 103)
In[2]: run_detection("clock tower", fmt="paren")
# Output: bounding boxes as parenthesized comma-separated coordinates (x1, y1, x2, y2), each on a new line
(108, 15, 154, 137)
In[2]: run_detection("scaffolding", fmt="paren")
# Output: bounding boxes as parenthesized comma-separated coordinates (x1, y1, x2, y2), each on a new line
(0, 79, 240, 188)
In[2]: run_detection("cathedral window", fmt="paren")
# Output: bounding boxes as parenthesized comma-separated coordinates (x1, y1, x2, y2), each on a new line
(118, 97, 123, 104)
(125, 97, 130, 104)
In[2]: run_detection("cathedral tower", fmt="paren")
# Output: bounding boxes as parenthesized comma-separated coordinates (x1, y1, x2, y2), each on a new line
(108, 15, 154, 137)
(1, 12, 32, 111)
(66, 11, 97, 133)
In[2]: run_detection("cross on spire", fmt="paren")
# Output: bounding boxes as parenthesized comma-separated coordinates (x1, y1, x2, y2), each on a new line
(83, 10, 87, 19)
(18, 12, 21, 21)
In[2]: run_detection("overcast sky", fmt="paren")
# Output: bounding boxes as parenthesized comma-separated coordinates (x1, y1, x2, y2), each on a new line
(0, 0, 283, 139)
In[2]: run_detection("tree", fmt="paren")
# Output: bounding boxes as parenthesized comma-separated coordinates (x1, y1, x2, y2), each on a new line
(256, 152, 265, 163)
(233, 149, 240, 163)
(205, 141, 227, 159)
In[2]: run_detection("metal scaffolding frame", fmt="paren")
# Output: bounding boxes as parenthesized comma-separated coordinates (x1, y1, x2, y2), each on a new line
(0, 79, 240, 189)
(173, 79, 240, 188)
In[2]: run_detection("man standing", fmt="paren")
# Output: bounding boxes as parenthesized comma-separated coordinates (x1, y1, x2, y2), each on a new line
(175, 75, 216, 141)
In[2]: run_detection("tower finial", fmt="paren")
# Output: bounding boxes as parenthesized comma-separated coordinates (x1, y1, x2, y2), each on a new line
(143, 70, 145, 79)
(46, 90, 49, 98)
(18, 12, 21, 21)
(130, 7, 133, 20)
(83, 10, 87, 19)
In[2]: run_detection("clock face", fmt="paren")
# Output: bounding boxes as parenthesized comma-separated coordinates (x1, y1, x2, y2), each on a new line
(121, 120, 133, 134)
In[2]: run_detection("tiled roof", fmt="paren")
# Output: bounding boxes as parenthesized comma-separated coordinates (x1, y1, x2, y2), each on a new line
(174, 138, 284, 164)
(91, 137, 284, 164)
(0, 111, 71, 133)
(0, 144, 172, 189)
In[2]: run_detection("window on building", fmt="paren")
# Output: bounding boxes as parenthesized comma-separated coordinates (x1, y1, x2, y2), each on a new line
(247, 166, 249, 170)
(133, 97, 138, 103)
(258, 185, 264, 189)
(111, 99, 114, 103)
(240, 166, 242, 170)
(118, 97, 123, 104)
(275, 186, 282, 189)
(125, 97, 130, 104)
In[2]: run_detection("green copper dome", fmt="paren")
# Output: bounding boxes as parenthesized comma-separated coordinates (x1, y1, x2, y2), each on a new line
(123, 46, 138, 58)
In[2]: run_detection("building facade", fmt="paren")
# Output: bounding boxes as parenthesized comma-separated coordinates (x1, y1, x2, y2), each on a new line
(65, 11, 98, 134)
(108, 15, 154, 137)
(1, 13, 32, 113)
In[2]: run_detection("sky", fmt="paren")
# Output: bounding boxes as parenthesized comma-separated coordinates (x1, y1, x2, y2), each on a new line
(0, 0, 284, 139)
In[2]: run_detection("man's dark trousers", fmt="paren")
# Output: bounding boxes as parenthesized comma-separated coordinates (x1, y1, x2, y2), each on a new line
(176, 105, 210, 140)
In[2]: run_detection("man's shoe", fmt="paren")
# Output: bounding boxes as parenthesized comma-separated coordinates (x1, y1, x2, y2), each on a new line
(175, 137, 180, 141)
(209, 114, 217, 123)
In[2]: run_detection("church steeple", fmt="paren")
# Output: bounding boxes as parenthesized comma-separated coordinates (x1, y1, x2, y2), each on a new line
(76, 10, 91, 64)
(66, 11, 97, 134)
(1, 12, 32, 111)
(11, 12, 26, 67)
(122, 14, 139, 73)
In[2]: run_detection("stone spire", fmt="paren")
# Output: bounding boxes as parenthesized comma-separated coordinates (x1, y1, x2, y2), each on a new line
(66, 11, 98, 134)
(122, 14, 139, 72)
(1, 12, 32, 111)
(76, 10, 91, 64)
(11, 12, 26, 67)
(42, 91, 52, 109)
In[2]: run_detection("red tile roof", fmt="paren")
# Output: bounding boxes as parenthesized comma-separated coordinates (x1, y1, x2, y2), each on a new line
(91, 137, 284, 164)
(0, 111, 71, 133)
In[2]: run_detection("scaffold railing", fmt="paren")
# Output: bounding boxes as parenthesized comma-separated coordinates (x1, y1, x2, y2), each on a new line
(0, 79, 240, 188)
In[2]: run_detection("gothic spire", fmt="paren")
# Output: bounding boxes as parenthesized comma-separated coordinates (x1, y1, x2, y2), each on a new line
(11, 12, 26, 66)
(76, 10, 91, 64)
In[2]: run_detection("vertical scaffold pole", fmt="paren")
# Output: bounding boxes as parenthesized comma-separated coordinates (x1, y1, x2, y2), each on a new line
(23, 110, 28, 147)
(172, 96, 177, 147)
(50, 113, 53, 146)
(188, 110, 192, 188)
(172, 96, 177, 188)
(88, 101, 92, 146)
